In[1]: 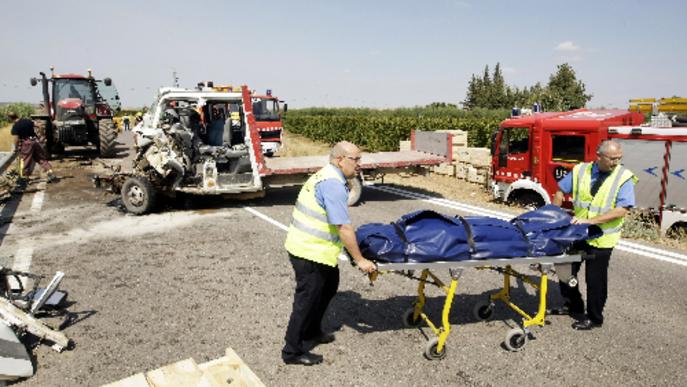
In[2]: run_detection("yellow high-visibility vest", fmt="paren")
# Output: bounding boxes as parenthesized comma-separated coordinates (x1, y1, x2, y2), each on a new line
(572, 163, 637, 248)
(284, 164, 346, 266)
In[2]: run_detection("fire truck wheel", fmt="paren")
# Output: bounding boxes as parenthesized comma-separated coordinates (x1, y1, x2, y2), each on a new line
(512, 191, 544, 210)
(347, 176, 362, 206)
(121, 176, 157, 215)
(98, 118, 117, 158)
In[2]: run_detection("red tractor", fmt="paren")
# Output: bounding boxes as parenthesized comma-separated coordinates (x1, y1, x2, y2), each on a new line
(29, 67, 120, 158)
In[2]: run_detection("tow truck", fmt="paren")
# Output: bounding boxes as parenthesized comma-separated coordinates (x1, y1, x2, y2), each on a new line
(102, 84, 453, 214)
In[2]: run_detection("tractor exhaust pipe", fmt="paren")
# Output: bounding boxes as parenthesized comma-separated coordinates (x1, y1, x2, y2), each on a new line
(39, 72, 50, 115)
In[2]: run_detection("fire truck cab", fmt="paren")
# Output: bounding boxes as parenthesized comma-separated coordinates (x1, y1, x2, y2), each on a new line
(250, 90, 286, 156)
(491, 109, 643, 207)
(491, 109, 687, 234)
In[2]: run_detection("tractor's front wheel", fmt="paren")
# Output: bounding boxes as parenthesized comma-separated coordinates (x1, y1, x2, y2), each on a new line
(98, 118, 117, 158)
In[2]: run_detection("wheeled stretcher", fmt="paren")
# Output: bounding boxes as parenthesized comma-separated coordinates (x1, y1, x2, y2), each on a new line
(365, 254, 582, 359)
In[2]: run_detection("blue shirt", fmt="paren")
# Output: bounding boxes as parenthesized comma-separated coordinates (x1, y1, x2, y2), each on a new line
(315, 166, 351, 225)
(558, 163, 635, 208)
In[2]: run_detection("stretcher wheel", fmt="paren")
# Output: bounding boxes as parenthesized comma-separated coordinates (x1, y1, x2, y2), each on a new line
(504, 328, 528, 352)
(402, 308, 422, 327)
(472, 301, 494, 321)
(424, 337, 447, 360)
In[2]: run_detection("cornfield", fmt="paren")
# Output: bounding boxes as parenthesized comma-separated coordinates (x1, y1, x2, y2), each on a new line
(0, 103, 35, 127)
(283, 107, 509, 152)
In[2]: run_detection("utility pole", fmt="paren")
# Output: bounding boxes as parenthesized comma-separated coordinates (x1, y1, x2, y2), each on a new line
(172, 70, 179, 88)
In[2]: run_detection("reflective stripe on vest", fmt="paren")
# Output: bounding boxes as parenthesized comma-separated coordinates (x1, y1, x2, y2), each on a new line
(572, 163, 637, 248)
(284, 164, 346, 266)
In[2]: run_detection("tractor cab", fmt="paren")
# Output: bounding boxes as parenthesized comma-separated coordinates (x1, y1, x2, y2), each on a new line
(52, 77, 97, 121)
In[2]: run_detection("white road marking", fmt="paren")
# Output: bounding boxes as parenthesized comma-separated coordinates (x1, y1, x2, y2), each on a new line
(5, 183, 46, 289)
(242, 206, 350, 262)
(243, 206, 288, 231)
(12, 244, 34, 273)
(30, 182, 46, 213)
(8, 243, 34, 290)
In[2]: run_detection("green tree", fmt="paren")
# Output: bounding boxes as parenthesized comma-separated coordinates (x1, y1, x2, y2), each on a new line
(490, 63, 506, 109)
(464, 62, 591, 111)
(427, 102, 458, 109)
(543, 63, 592, 111)
(463, 74, 481, 109)
(480, 65, 492, 108)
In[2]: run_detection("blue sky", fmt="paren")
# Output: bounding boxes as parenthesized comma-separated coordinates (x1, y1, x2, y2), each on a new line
(1, 0, 685, 109)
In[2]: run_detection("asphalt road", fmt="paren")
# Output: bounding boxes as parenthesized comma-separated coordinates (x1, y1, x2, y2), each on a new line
(1, 132, 686, 386)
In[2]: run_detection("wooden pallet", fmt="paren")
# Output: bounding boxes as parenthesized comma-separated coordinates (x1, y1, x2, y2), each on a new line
(102, 348, 264, 387)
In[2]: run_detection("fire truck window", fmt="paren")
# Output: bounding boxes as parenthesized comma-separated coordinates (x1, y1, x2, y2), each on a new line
(507, 127, 529, 154)
(552, 135, 585, 162)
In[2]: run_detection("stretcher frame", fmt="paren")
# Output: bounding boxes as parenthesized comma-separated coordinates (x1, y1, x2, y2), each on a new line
(370, 254, 582, 359)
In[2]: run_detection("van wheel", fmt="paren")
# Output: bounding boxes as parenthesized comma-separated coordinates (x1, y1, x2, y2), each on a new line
(347, 177, 363, 206)
(121, 176, 156, 215)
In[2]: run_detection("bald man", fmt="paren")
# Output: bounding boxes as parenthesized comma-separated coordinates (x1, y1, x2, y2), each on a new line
(282, 141, 376, 365)
(551, 140, 636, 331)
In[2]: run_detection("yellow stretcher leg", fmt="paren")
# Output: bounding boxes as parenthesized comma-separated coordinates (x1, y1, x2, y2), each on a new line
(474, 264, 553, 351)
(401, 268, 461, 360)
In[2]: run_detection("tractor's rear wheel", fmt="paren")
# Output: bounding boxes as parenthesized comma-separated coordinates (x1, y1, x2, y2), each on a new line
(98, 118, 117, 158)
(32, 118, 49, 152)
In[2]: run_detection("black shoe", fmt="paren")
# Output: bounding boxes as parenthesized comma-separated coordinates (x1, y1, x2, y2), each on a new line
(311, 332, 336, 344)
(303, 332, 336, 350)
(283, 352, 323, 366)
(47, 174, 58, 183)
(572, 318, 602, 331)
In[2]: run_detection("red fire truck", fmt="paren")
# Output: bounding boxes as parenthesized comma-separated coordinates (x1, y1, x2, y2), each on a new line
(250, 90, 286, 156)
(491, 109, 687, 234)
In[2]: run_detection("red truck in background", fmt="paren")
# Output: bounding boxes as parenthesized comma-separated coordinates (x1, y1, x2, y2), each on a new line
(490, 109, 687, 234)
(250, 90, 286, 156)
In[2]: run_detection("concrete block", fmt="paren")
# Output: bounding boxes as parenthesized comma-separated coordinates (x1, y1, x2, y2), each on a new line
(436, 129, 468, 146)
(467, 166, 488, 184)
(431, 163, 456, 177)
(455, 163, 468, 179)
(399, 140, 411, 151)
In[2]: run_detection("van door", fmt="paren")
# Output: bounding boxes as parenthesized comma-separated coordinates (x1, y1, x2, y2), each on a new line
(542, 132, 589, 201)
(494, 127, 531, 180)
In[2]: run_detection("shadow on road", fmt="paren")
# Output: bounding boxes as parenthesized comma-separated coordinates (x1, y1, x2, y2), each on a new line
(0, 180, 27, 248)
(328, 275, 566, 335)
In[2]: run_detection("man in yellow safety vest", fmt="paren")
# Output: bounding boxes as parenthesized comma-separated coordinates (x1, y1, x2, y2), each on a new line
(282, 141, 376, 365)
(551, 140, 637, 330)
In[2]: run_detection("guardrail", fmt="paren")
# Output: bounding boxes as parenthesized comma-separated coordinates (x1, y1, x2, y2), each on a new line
(0, 151, 16, 174)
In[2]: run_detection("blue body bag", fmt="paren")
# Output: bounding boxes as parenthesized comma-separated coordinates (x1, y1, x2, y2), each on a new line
(356, 205, 602, 263)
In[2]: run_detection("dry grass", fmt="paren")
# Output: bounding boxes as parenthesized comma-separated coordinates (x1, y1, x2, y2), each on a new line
(0, 125, 14, 152)
(623, 211, 687, 250)
(275, 130, 331, 157)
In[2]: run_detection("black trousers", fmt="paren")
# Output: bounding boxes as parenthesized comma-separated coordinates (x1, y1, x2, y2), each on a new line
(559, 245, 613, 324)
(282, 253, 340, 359)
